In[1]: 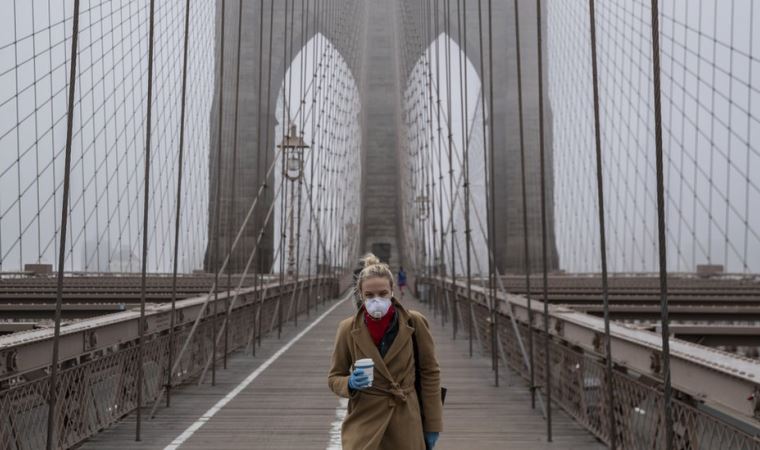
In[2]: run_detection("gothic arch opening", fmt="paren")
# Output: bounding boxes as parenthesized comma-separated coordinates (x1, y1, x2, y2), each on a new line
(271, 34, 362, 276)
(402, 34, 490, 277)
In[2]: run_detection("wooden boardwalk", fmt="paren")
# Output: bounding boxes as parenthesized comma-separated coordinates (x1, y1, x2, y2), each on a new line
(80, 294, 604, 450)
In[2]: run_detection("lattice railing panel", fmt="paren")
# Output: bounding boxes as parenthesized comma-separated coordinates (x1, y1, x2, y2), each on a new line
(424, 279, 760, 450)
(0, 278, 337, 449)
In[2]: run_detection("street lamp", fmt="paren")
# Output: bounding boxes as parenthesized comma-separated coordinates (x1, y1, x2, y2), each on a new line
(279, 124, 310, 181)
(277, 124, 310, 278)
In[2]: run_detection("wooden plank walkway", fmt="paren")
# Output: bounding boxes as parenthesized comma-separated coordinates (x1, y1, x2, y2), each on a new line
(80, 293, 604, 449)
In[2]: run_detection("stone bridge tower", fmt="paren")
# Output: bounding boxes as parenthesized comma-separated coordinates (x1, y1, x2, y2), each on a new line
(205, 0, 558, 274)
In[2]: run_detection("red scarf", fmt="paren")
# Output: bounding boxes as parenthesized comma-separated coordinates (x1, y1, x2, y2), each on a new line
(364, 305, 396, 346)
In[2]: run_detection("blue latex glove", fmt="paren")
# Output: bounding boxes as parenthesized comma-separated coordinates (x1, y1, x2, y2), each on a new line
(348, 368, 370, 391)
(424, 432, 439, 449)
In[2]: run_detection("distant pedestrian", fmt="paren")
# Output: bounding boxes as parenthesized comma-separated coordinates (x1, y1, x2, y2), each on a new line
(328, 253, 443, 450)
(397, 266, 407, 299)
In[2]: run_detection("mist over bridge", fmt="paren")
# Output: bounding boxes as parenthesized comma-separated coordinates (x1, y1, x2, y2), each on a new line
(0, 1, 759, 449)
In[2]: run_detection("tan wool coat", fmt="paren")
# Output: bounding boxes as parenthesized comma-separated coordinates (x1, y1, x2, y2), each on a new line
(328, 299, 443, 450)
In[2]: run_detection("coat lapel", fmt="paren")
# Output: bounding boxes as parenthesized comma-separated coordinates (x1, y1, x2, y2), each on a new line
(383, 299, 414, 364)
(350, 312, 395, 382)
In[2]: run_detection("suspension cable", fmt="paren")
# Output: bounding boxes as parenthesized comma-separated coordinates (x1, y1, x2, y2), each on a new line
(649, 1, 674, 447)
(135, 0, 158, 440)
(46, 1, 81, 448)
(457, 0, 474, 358)
(209, 0, 228, 387)
(535, 0, 553, 439)
(511, 0, 537, 409)
(223, 0, 245, 370)
(485, 0, 499, 387)
(165, 0, 193, 410)
(587, 0, 617, 447)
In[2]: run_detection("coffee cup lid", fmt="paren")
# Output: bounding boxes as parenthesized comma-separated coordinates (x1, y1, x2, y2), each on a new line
(355, 358, 373, 367)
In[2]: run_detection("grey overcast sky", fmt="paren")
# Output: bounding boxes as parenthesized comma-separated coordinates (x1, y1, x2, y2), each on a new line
(0, 1, 757, 274)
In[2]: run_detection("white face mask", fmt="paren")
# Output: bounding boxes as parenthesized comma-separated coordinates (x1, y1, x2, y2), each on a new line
(365, 296, 392, 319)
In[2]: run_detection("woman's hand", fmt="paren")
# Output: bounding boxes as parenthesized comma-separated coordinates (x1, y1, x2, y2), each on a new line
(424, 431, 439, 449)
(348, 368, 370, 391)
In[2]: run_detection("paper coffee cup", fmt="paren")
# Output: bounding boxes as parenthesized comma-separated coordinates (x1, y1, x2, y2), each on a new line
(355, 358, 374, 386)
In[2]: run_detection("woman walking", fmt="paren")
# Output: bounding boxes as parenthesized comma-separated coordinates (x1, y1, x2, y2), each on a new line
(328, 254, 443, 449)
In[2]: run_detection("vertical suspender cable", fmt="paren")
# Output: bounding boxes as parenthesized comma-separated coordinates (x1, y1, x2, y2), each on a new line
(421, 0, 427, 275)
(512, 0, 536, 408)
(136, 0, 157, 440)
(331, 0, 343, 289)
(649, 0, 673, 448)
(415, 0, 426, 281)
(286, 0, 302, 326)
(295, 0, 310, 323)
(424, 0, 435, 309)
(321, 10, 335, 282)
(421, 0, 429, 297)
(588, 0, 617, 447)
(295, 0, 310, 324)
(475, 0, 486, 294)
(431, 0, 439, 318)
(462, 0, 474, 359)
(283, 0, 297, 323)
(486, 0, 499, 388)
(256, 0, 270, 353)
(334, 0, 343, 275)
(253, 0, 267, 356)
(475, 0, 490, 361)
(166, 0, 193, 409)
(320, 0, 327, 297)
(297, 0, 309, 324)
(438, 0, 449, 326)
(445, 0, 458, 341)
(277, 0, 292, 339)
(422, 0, 431, 308)
(434, 0, 448, 325)
(211, 0, 228, 387)
(313, 0, 324, 308)
(535, 0, 552, 439)
(445, 0, 456, 332)
(306, 0, 320, 317)
(225, 0, 245, 369)
(46, 1, 81, 448)
(262, 0, 275, 339)
(327, 0, 340, 286)
(416, 20, 424, 269)
(455, 0, 472, 352)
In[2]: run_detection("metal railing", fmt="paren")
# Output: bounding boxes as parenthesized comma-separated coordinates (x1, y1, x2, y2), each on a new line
(420, 276, 760, 450)
(0, 277, 337, 450)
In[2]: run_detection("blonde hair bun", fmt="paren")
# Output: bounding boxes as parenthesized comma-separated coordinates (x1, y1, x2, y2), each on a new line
(356, 252, 394, 292)
(360, 253, 381, 267)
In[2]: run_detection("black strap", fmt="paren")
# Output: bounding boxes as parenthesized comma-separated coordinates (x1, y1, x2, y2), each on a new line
(409, 317, 447, 422)
(410, 320, 425, 418)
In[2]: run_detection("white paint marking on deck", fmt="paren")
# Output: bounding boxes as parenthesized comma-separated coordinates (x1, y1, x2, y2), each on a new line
(327, 397, 349, 450)
(165, 294, 349, 450)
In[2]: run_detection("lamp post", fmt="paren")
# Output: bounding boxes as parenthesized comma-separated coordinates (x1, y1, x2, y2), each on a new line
(415, 195, 430, 275)
(278, 124, 309, 278)
(415, 194, 430, 221)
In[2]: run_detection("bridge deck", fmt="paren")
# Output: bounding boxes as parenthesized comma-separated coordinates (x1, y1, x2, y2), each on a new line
(80, 295, 604, 450)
